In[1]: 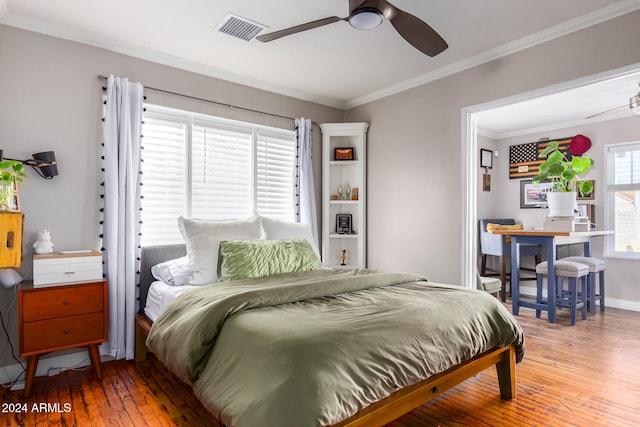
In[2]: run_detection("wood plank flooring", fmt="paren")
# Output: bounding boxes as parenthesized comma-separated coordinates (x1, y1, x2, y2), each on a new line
(3, 303, 640, 426)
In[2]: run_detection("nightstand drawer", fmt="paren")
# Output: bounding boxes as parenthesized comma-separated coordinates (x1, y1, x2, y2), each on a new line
(21, 283, 104, 322)
(22, 312, 105, 354)
(33, 253, 102, 286)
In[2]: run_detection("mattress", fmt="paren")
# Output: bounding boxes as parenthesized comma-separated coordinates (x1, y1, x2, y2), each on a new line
(144, 280, 198, 322)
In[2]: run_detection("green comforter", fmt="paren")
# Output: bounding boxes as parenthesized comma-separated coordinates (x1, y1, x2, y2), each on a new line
(147, 269, 525, 427)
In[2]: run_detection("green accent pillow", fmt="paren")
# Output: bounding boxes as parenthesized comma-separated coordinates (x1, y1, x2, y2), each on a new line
(217, 239, 324, 282)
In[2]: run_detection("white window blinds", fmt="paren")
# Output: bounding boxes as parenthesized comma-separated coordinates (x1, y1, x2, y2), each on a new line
(605, 142, 640, 258)
(257, 130, 296, 221)
(140, 105, 296, 246)
(140, 113, 186, 245)
(191, 122, 253, 220)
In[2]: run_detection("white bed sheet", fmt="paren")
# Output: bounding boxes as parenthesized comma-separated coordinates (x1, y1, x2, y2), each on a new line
(144, 281, 198, 322)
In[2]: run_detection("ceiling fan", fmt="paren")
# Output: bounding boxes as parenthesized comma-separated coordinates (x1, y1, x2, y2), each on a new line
(255, 0, 448, 57)
(586, 82, 640, 119)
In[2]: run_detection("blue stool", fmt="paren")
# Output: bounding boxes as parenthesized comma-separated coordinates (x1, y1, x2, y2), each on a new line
(561, 256, 606, 315)
(536, 260, 589, 325)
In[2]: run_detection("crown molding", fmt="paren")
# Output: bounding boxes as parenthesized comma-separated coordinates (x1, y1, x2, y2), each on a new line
(480, 109, 634, 140)
(0, 14, 347, 110)
(345, 0, 640, 109)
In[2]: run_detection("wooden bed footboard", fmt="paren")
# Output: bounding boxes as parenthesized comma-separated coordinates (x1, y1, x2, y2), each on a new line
(135, 315, 516, 426)
(333, 345, 516, 427)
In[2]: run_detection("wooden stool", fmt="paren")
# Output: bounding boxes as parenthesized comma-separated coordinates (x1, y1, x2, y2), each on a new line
(536, 260, 589, 325)
(561, 256, 606, 315)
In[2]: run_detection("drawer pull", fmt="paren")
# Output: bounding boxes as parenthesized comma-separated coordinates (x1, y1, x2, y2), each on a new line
(65, 271, 76, 275)
(63, 329, 69, 334)
(63, 300, 69, 305)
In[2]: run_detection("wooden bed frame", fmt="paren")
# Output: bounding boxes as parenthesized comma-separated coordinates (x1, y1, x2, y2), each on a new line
(136, 245, 517, 427)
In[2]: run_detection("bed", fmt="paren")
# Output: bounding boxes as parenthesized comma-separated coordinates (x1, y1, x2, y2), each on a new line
(135, 217, 525, 427)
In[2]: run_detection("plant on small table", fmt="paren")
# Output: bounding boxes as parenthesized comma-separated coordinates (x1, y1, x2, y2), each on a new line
(0, 160, 26, 211)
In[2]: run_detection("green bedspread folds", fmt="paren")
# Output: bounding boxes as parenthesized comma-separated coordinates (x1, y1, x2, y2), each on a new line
(147, 268, 525, 427)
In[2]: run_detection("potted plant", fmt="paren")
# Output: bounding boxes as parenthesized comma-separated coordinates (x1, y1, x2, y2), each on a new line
(532, 135, 594, 217)
(0, 160, 26, 211)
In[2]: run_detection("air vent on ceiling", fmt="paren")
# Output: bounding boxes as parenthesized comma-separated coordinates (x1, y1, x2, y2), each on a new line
(216, 13, 267, 42)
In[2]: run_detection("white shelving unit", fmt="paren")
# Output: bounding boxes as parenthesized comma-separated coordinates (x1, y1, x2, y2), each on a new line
(320, 122, 369, 269)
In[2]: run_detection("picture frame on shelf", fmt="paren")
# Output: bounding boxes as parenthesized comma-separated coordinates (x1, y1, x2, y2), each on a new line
(351, 187, 359, 200)
(577, 180, 595, 200)
(336, 214, 352, 234)
(520, 179, 553, 209)
(335, 147, 354, 161)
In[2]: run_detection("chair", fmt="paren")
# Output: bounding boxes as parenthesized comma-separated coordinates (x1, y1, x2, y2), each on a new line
(536, 260, 588, 325)
(476, 269, 501, 298)
(560, 256, 606, 315)
(479, 219, 542, 302)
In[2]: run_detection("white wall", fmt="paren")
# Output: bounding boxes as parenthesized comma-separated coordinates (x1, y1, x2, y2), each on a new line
(477, 135, 500, 220)
(0, 25, 344, 368)
(345, 10, 640, 286)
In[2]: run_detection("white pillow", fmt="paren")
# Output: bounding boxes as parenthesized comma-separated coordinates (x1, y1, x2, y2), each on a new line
(178, 216, 261, 285)
(151, 256, 192, 286)
(259, 216, 320, 259)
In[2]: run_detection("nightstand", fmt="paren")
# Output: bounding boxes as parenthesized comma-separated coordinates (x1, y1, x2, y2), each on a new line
(18, 280, 108, 397)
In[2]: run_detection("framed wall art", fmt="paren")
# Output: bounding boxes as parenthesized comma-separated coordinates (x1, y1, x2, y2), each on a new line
(577, 180, 595, 200)
(520, 179, 554, 209)
(480, 149, 493, 169)
(509, 137, 572, 179)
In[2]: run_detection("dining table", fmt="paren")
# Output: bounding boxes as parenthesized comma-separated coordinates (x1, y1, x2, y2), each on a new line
(489, 228, 613, 322)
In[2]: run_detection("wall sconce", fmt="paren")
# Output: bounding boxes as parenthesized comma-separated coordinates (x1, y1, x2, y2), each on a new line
(0, 150, 58, 179)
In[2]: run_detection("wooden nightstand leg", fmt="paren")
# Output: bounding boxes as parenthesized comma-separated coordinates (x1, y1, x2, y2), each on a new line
(87, 344, 103, 380)
(23, 354, 39, 398)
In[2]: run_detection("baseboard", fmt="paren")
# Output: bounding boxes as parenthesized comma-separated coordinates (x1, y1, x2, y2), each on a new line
(518, 285, 640, 312)
(0, 350, 114, 386)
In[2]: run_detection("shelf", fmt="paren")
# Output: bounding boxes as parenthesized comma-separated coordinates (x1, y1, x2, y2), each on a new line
(330, 160, 359, 166)
(329, 234, 358, 239)
(327, 264, 359, 270)
(329, 200, 359, 205)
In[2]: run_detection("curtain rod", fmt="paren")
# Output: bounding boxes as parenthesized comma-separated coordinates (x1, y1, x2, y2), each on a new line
(98, 75, 318, 126)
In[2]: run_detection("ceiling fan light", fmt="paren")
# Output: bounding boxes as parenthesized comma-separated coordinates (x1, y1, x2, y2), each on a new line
(631, 94, 640, 115)
(349, 8, 383, 30)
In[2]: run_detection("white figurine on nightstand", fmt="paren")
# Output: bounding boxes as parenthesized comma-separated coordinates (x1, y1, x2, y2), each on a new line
(33, 230, 54, 254)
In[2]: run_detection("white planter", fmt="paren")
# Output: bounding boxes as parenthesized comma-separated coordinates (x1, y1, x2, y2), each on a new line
(547, 191, 577, 217)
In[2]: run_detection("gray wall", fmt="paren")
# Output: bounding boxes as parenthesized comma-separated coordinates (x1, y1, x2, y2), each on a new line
(345, 10, 640, 286)
(0, 25, 344, 368)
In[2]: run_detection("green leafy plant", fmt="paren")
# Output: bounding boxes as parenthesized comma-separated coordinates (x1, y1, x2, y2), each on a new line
(532, 140, 594, 194)
(0, 160, 26, 210)
(0, 160, 26, 185)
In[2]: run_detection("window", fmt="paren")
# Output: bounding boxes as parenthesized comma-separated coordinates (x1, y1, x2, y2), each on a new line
(605, 141, 640, 259)
(140, 105, 296, 246)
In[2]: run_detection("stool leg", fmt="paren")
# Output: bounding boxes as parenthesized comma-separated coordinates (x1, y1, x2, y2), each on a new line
(536, 273, 543, 319)
(599, 270, 605, 312)
(581, 276, 588, 320)
(569, 277, 577, 326)
(588, 271, 596, 316)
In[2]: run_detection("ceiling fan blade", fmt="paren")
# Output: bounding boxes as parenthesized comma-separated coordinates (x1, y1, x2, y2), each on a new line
(256, 16, 344, 42)
(387, 4, 448, 57)
(585, 104, 628, 120)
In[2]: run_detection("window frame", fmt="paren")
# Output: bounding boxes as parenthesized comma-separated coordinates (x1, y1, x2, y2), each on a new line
(604, 140, 640, 260)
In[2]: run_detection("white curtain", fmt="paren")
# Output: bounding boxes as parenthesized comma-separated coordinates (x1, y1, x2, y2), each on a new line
(101, 75, 144, 360)
(295, 118, 318, 243)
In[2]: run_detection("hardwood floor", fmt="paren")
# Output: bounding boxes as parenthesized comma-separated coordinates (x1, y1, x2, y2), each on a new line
(3, 303, 640, 426)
